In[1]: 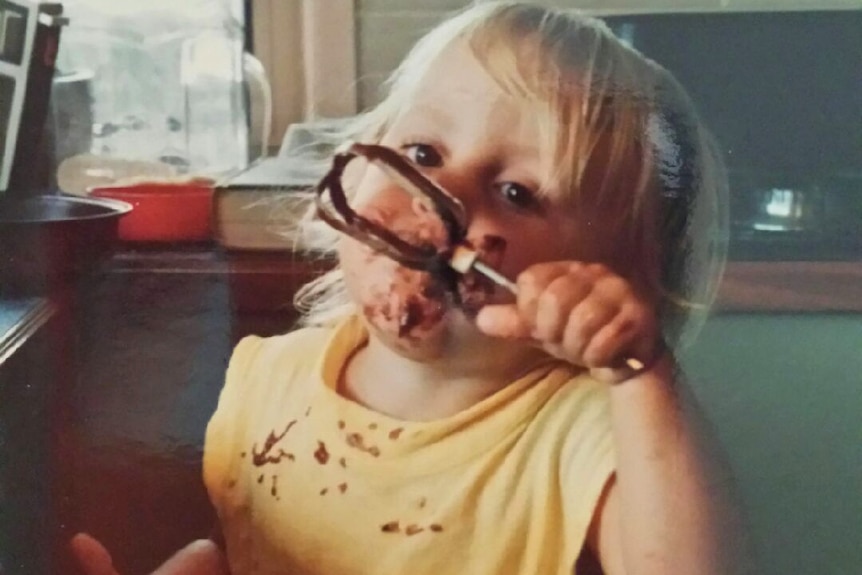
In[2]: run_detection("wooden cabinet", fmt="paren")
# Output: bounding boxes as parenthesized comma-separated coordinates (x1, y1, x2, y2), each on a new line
(0, 299, 70, 575)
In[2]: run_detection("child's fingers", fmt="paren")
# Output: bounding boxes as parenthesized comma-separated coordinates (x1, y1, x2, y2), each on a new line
(529, 274, 594, 343)
(69, 533, 120, 575)
(152, 539, 229, 575)
(561, 300, 618, 362)
(581, 311, 641, 368)
(583, 304, 660, 382)
(475, 304, 532, 339)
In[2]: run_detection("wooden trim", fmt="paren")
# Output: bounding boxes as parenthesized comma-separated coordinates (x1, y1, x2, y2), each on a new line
(715, 261, 862, 313)
(301, 0, 357, 118)
(107, 248, 862, 314)
(578, 0, 861, 15)
(249, 0, 357, 145)
(250, 0, 306, 147)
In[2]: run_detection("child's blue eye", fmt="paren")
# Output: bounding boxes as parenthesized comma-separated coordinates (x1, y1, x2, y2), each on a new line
(403, 143, 442, 167)
(498, 182, 540, 211)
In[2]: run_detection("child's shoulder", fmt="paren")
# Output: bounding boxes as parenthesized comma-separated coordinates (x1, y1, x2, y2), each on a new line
(234, 324, 334, 356)
(228, 324, 337, 379)
(531, 363, 613, 442)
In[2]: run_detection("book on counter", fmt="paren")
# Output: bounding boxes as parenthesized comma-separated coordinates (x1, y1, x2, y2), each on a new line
(214, 156, 322, 251)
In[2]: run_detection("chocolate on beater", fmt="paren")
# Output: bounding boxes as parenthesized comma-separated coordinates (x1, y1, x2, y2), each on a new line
(315, 141, 516, 304)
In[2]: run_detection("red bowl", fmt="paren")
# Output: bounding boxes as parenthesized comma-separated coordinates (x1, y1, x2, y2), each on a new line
(89, 181, 214, 242)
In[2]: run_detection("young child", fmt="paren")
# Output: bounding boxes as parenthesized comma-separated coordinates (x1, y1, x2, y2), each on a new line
(74, 2, 748, 574)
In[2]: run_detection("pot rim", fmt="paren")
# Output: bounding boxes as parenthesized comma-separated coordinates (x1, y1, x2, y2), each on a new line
(0, 194, 133, 224)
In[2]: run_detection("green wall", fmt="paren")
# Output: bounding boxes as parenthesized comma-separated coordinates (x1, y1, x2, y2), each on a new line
(681, 313, 862, 574)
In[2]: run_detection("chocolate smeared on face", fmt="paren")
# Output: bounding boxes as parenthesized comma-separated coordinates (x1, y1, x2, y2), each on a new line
(319, 142, 511, 340)
(446, 234, 508, 315)
(344, 209, 508, 339)
(316, 143, 466, 274)
(345, 201, 452, 340)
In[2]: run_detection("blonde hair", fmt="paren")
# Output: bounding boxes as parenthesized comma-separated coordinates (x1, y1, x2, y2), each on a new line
(292, 1, 728, 348)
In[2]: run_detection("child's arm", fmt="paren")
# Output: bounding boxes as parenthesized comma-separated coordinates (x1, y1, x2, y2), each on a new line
(587, 355, 749, 575)
(476, 261, 753, 575)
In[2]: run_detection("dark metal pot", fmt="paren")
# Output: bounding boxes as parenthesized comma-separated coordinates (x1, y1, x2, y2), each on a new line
(0, 194, 132, 295)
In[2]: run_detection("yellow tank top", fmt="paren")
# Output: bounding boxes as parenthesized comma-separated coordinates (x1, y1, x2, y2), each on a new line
(204, 316, 615, 575)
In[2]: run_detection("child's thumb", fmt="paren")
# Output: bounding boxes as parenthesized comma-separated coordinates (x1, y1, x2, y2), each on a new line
(475, 304, 532, 340)
(69, 533, 120, 575)
(152, 539, 229, 575)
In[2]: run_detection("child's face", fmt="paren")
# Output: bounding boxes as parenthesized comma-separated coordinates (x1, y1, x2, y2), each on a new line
(338, 41, 590, 359)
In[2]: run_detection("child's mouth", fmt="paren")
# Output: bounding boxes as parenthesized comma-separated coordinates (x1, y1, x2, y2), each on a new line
(345, 204, 507, 340)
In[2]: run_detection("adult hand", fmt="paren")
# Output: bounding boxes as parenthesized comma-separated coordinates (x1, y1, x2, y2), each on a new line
(70, 532, 229, 575)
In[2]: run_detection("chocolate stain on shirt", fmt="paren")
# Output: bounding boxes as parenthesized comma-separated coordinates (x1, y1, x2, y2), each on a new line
(380, 521, 443, 535)
(314, 441, 330, 464)
(381, 521, 400, 533)
(252, 420, 298, 467)
(345, 432, 381, 457)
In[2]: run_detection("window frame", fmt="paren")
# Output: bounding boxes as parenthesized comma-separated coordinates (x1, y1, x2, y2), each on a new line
(250, 0, 356, 146)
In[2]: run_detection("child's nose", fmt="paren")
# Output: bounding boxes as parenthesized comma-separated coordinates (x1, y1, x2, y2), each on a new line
(353, 169, 415, 214)
(426, 165, 486, 216)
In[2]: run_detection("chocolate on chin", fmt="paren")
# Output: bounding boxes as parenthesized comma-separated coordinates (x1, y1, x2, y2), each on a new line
(349, 204, 508, 339)
(367, 234, 508, 338)
(360, 270, 449, 340)
(351, 203, 451, 339)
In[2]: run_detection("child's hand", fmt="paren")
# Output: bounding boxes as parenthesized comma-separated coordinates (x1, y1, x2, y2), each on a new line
(475, 262, 664, 383)
(70, 532, 229, 575)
